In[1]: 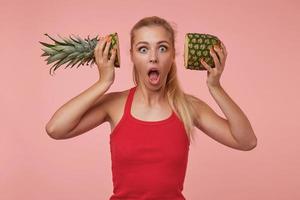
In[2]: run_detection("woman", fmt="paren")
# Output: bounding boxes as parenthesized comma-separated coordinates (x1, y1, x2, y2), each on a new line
(45, 16, 257, 200)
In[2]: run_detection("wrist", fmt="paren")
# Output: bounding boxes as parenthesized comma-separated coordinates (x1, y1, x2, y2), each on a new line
(207, 83, 222, 90)
(97, 80, 113, 88)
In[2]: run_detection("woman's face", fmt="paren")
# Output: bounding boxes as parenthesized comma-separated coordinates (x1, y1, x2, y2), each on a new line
(130, 26, 175, 88)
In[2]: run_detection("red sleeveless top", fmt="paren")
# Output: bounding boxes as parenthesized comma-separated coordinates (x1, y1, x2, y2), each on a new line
(109, 86, 190, 200)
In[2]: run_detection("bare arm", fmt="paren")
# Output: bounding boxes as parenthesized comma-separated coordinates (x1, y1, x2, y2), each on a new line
(45, 35, 117, 139)
(189, 85, 257, 151)
(45, 80, 112, 139)
(197, 41, 257, 150)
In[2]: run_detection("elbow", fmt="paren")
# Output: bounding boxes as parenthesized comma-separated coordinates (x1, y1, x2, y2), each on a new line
(45, 123, 62, 140)
(241, 138, 257, 151)
(240, 130, 258, 151)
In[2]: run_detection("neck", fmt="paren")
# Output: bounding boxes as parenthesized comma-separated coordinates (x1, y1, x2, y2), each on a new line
(135, 84, 167, 107)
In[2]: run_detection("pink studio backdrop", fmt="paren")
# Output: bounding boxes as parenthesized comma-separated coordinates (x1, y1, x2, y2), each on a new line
(1, 0, 300, 199)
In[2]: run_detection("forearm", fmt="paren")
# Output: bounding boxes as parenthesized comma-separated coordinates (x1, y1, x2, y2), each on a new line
(46, 80, 112, 135)
(208, 84, 257, 147)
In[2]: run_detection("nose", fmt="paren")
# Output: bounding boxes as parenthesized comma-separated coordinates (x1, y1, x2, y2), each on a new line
(149, 50, 158, 63)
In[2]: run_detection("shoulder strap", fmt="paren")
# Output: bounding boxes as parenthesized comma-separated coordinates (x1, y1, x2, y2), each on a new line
(124, 86, 136, 116)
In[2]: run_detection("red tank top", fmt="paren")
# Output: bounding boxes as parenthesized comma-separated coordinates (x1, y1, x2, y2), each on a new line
(109, 86, 190, 200)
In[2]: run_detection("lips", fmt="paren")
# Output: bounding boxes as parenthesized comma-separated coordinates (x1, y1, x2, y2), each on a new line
(147, 67, 160, 76)
(147, 67, 160, 85)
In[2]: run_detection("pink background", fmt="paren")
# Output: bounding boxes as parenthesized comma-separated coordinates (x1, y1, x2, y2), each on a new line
(1, 0, 300, 199)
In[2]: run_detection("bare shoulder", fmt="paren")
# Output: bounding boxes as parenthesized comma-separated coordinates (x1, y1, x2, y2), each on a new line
(95, 89, 128, 110)
(100, 88, 130, 124)
(104, 89, 129, 109)
(184, 93, 207, 111)
(184, 93, 206, 125)
(185, 92, 246, 150)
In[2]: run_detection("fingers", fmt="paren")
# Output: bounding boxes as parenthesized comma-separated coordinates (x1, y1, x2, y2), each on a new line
(220, 42, 227, 58)
(213, 45, 225, 66)
(108, 48, 117, 65)
(103, 36, 112, 62)
(200, 58, 213, 72)
(94, 36, 107, 63)
(209, 46, 221, 67)
(94, 35, 114, 67)
(94, 38, 101, 58)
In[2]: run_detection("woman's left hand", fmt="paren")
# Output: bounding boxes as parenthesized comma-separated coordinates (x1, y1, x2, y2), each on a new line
(200, 42, 228, 88)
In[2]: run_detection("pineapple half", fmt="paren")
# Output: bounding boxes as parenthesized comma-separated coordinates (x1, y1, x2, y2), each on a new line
(39, 32, 120, 75)
(184, 33, 221, 70)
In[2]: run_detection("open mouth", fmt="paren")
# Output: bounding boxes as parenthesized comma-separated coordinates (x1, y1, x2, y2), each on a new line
(147, 68, 160, 84)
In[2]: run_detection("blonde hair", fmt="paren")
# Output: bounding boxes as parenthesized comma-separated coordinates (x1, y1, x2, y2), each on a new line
(129, 16, 199, 144)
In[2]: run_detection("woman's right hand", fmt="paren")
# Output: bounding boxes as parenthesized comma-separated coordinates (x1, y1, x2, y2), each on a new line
(94, 35, 117, 85)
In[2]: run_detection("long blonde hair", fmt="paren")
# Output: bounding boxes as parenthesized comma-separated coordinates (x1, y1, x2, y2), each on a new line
(130, 16, 199, 144)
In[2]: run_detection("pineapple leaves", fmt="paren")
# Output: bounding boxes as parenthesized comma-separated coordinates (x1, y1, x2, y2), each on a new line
(40, 33, 98, 75)
(40, 32, 119, 75)
(46, 52, 67, 64)
(44, 33, 66, 46)
(69, 34, 81, 44)
(39, 41, 55, 48)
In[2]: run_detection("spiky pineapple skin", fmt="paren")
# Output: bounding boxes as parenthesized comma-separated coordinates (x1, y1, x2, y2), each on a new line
(184, 33, 221, 70)
(40, 32, 120, 75)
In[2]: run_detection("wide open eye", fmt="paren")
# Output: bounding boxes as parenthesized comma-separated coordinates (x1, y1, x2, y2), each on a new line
(138, 47, 147, 53)
(159, 46, 168, 52)
(138, 45, 168, 53)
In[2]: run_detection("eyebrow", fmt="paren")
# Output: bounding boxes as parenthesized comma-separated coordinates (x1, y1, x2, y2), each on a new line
(136, 40, 170, 46)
